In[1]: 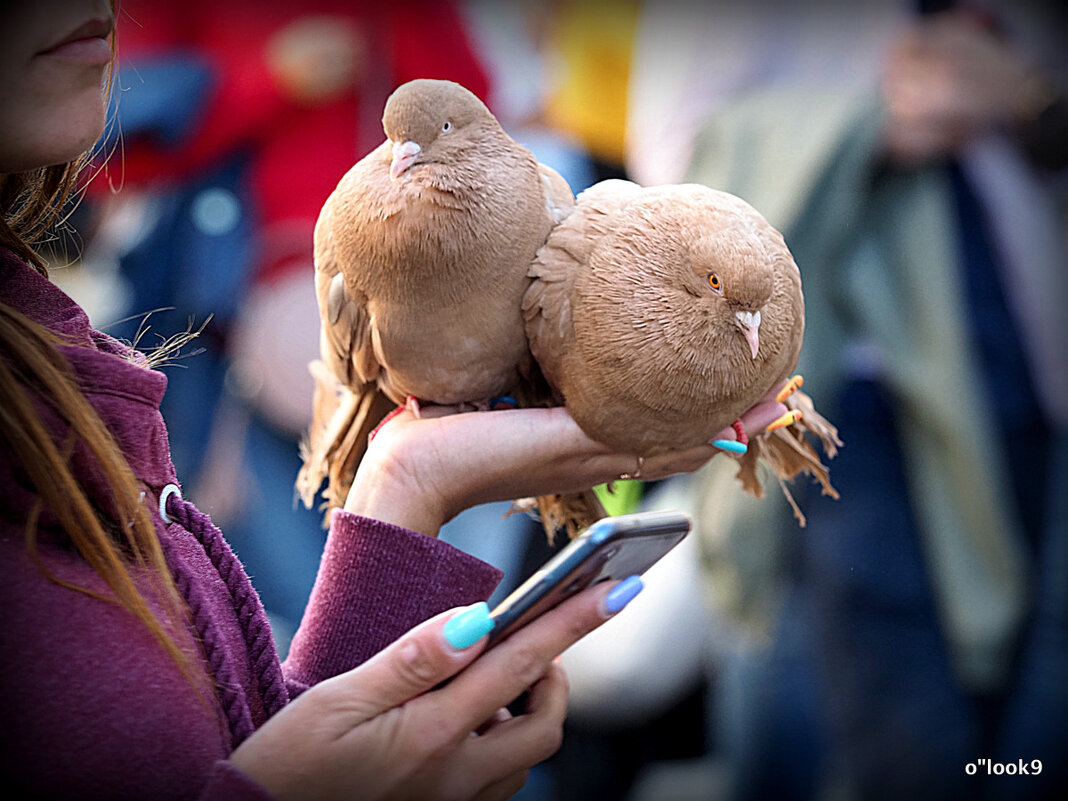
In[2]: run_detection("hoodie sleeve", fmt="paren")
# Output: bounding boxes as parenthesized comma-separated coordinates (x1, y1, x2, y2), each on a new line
(282, 511, 502, 692)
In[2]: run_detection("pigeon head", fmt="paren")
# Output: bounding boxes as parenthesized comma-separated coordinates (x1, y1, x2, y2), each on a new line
(381, 79, 496, 179)
(688, 221, 776, 361)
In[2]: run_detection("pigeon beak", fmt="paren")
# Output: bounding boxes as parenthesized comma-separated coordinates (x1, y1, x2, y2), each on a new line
(390, 140, 421, 179)
(734, 309, 762, 359)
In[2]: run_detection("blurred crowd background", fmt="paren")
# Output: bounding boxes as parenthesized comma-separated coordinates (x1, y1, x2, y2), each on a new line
(46, 1, 1066, 799)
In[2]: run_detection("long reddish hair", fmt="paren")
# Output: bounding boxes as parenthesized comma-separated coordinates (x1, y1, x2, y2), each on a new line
(0, 7, 202, 687)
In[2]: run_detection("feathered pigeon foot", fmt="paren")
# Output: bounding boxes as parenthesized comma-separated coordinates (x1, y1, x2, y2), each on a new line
(368, 395, 422, 441)
(509, 488, 607, 544)
(733, 386, 842, 526)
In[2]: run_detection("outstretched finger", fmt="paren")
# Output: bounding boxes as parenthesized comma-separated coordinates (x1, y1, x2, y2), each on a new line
(429, 579, 625, 735)
(318, 601, 493, 722)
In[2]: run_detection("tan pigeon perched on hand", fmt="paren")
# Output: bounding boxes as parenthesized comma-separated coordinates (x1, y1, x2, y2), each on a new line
(296, 78, 586, 523)
(523, 180, 841, 521)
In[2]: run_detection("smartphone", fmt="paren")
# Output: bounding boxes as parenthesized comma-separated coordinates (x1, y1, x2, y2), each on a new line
(486, 510, 691, 646)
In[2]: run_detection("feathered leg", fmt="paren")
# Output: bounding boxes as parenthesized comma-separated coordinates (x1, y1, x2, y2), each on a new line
(731, 386, 843, 526)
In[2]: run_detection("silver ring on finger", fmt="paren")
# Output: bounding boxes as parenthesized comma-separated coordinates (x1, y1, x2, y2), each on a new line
(619, 455, 644, 481)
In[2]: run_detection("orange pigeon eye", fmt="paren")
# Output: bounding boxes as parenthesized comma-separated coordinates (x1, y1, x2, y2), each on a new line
(708, 273, 721, 292)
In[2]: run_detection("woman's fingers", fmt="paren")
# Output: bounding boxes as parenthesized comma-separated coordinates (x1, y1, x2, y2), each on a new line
(739, 398, 791, 435)
(391, 404, 708, 497)
(474, 707, 513, 736)
(425, 580, 618, 735)
(462, 661, 570, 786)
(349, 405, 624, 532)
(349, 389, 800, 536)
(318, 602, 492, 722)
(471, 770, 531, 801)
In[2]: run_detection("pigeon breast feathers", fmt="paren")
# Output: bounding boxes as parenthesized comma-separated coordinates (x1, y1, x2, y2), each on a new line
(525, 181, 806, 455)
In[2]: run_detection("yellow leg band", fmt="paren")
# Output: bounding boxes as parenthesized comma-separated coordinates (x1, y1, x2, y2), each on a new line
(776, 375, 804, 403)
(767, 409, 802, 432)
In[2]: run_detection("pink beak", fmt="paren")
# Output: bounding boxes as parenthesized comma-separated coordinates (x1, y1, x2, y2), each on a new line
(390, 140, 421, 179)
(735, 310, 762, 359)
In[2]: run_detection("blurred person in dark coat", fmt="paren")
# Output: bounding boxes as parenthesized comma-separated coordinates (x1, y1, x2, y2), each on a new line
(623, 1, 1067, 799)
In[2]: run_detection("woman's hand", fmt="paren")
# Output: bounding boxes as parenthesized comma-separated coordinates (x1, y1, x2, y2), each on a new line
(230, 579, 632, 801)
(344, 392, 789, 537)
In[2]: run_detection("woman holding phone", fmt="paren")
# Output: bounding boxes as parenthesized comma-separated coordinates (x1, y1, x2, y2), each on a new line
(0, 2, 787, 798)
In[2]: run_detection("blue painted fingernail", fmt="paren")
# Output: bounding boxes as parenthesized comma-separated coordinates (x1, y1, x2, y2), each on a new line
(604, 575, 644, 615)
(712, 439, 748, 454)
(443, 602, 493, 649)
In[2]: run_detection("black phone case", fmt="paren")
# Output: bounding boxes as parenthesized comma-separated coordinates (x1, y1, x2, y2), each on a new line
(487, 510, 691, 645)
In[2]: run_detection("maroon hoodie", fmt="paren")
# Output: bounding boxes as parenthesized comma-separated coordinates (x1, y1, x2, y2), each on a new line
(0, 249, 502, 799)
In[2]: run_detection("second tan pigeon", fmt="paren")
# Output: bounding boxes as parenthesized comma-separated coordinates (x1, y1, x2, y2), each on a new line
(523, 180, 840, 518)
